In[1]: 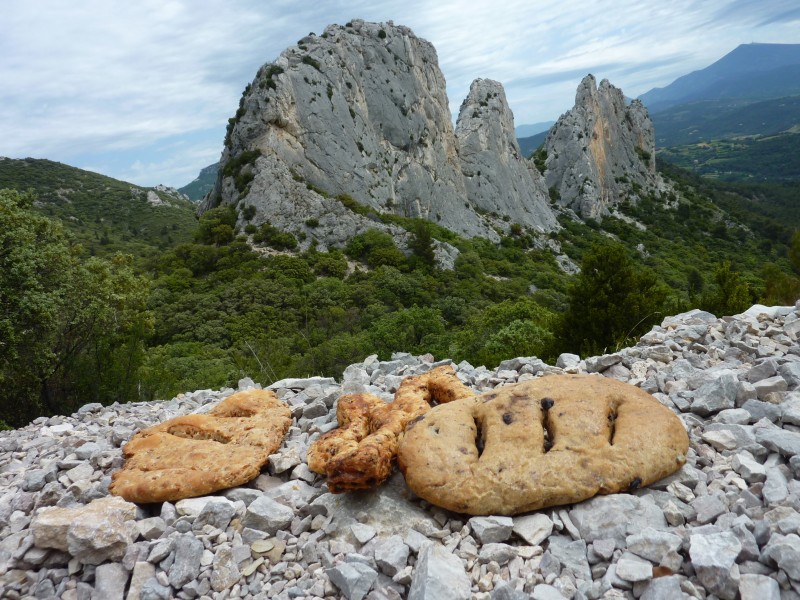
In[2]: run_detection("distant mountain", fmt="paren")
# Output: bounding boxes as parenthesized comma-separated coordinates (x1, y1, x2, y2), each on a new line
(515, 121, 554, 138)
(179, 162, 219, 201)
(638, 43, 800, 183)
(639, 43, 800, 114)
(518, 131, 549, 157)
(0, 157, 197, 257)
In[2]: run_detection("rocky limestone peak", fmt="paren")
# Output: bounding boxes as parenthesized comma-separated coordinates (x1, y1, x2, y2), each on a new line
(455, 79, 557, 232)
(202, 20, 560, 248)
(544, 74, 660, 219)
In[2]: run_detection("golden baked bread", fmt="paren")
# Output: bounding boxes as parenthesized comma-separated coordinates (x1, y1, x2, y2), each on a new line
(109, 389, 291, 503)
(307, 365, 474, 492)
(397, 374, 689, 515)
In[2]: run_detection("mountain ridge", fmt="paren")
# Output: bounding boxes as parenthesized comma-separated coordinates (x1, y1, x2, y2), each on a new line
(639, 42, 800, 113)
(0, 157, 197, 257)
(179, 162, 219, 201)
(201, 19, 562, 245)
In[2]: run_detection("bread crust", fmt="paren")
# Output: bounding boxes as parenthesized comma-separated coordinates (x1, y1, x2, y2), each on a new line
(109, 389, 291, 503)
(307, 365, 474, 492)
(397, 374, 689, 515)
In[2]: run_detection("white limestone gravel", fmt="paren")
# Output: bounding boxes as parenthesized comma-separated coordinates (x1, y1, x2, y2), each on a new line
(2, 304, 800, 599)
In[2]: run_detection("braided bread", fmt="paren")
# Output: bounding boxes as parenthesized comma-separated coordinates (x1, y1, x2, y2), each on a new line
(307, 365, 474, 492)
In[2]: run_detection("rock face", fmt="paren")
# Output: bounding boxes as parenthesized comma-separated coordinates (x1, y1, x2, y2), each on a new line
(201, 20, 557, 246)
(544, 74, 660, 219)
(455, 79, 557, 232)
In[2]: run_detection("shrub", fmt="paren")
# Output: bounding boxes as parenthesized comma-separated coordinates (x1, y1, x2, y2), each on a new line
(336, 193, 371, 216)
(556, 240, 668, 355)
(196, 205, 237, 245)
(302, 55, 322, 72)
(368, 306, 445, 358)
(700, 261, 753, 317)
(636, 147, 652, 163)
(452, 299, 555, 367)
(222, 150, 261, 192)
(533, 146, 548, 174)
(252, 223, 298, 250)
(261, 65, 284, 90)
(312, 251, 348, 278)
(241, 205, 256, 221)
(345, 229, 406, 268)
(265, 255, 314, 283)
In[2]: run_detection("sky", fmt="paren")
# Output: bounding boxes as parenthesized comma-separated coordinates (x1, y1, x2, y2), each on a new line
(2, 1, 799, 188)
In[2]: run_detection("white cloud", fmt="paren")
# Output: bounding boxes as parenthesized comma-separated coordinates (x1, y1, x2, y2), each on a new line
(1, 0, 798, 186)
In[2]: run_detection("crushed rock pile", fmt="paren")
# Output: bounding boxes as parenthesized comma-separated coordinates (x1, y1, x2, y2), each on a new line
(2, 304, 800, 600)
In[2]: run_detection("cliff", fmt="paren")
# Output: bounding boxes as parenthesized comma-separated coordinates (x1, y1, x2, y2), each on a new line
(455, 79, 556, 232)
(201, 20, 557, 246)
(544, 75, 661, 220)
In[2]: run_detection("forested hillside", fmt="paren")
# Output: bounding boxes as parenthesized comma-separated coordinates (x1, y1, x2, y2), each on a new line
(2, 156, 797, 428)
(657, 133, 800, 182)
(650, 96, 800, 147)
(0, 158, 197, 259)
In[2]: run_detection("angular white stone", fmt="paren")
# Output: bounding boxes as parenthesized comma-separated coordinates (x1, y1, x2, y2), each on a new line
(513, 513, 553, 546)
(408, 542, 471, 600)
(31, 496, 136, 565)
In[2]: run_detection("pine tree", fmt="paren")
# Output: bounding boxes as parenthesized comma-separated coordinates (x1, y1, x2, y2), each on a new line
(558, 241, 668, 355)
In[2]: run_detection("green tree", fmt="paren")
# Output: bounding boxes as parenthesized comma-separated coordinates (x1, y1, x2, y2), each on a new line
(557, 241, 668, 355)
(0, 189, 152, 426)
(701, 261, 753, 316)
(195, 205, 237, 245)
(789, 230, 800, 275)
(452, 299, 555, 367)
(368, 306, 446, 358)
(761, 263, 800, 305)
(138, 341, 239, 401)
(687, 268, 704, 298)
(410, 221, 436, 269)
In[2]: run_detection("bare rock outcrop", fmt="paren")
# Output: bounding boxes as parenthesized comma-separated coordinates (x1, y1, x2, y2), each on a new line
(544, 75, 660, 219)
(202, 20, 559, 246)
(455, 79, 556, 232)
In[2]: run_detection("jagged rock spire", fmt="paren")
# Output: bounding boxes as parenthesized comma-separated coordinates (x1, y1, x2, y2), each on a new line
(455, 78, 557, 232)
(544, 74, 659, 219)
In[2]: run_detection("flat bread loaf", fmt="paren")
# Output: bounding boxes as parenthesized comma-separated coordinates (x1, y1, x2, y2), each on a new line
(398, 374, 689, 515)
(110, 389, 291, 503)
